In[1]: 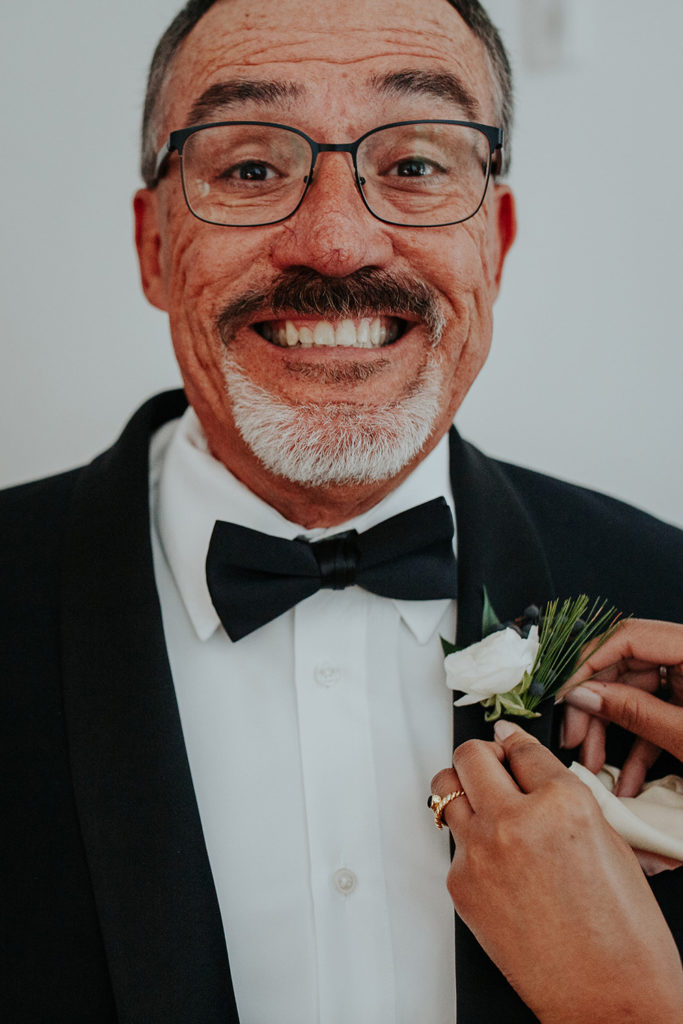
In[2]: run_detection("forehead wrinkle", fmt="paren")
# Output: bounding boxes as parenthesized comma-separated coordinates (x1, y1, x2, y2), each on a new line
(223, 21, 492, 70)
(186, 78, 305, 127)
(370, 69, 481, 121)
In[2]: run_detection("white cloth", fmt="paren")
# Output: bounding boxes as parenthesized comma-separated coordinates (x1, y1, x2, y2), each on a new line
(149, 408, 458, 1024)
(570, 762, 683, 862)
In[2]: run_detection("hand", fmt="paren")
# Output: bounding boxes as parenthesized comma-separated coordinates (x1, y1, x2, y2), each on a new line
(560, 619, 683, 797)
(431, 722, 683, 1022)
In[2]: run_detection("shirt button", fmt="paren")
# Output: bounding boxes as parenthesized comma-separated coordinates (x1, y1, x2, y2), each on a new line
(314, 662, 341, 687)
(333, 868, 358, 895)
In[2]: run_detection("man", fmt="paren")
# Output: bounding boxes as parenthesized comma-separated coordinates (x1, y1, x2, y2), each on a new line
(2, 0, 682, 1021)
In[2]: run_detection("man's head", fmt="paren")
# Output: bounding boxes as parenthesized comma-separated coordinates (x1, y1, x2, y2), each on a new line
(134, 0, 517, 525)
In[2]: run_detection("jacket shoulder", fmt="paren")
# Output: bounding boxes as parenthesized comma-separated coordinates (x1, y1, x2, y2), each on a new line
(0, 469, 80, 570)
(0, 389, 187, 571)
(492, 456, 683, 618)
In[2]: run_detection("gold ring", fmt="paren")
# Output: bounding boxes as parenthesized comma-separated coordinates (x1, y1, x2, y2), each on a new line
(428, 790, 466, 829)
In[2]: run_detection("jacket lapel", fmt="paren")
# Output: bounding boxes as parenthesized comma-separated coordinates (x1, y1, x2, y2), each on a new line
(60, 391, 239, 1023)
(448, 427, 559, 1022)
(450, 427, 558, 746)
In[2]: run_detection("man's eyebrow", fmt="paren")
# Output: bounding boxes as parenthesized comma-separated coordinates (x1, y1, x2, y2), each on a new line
(186, 79, 304, 126)
(370, 69, 480, 120)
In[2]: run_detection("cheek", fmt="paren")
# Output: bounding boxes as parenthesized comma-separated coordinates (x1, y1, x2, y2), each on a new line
(456, 218, 500, 354)
(421, 223, 497, 358)
(414, 214, 498, 309)
(454, 219, 499, 300)
(163, 225, 253, 363)
(159, 222, 235, 409)
(158, 192, 261, 314)
(167, 226, 229, 316)
(427, 222, 499, 418)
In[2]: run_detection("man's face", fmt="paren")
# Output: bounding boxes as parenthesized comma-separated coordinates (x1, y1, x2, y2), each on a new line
(135, 0, 516, 522)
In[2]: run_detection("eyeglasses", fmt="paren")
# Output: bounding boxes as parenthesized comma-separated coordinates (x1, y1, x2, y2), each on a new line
(153, 119, 503, 228)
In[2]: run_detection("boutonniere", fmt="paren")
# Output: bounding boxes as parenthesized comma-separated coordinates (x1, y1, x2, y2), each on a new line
(442, 590, 622, 721)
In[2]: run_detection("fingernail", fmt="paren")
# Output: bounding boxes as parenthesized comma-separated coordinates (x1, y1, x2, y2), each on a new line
(564, 685, 602, 713)
(494, 720, 516, 742)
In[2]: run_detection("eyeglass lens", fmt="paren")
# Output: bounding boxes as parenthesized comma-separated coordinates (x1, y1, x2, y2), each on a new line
(179, 123, 493, 227)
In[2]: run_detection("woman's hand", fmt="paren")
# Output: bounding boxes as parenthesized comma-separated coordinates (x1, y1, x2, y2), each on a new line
(560, 619, 683, 796)
(430, 722, 683, 1022)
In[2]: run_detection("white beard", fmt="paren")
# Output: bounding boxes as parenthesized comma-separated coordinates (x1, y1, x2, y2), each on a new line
(222, 352, 444, 487)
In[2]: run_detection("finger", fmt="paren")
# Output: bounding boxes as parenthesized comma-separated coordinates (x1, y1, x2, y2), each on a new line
(614, 737, 661, 798)
(561, 657, 666, 752)
(561, 619, 683, 693)
(565, 682, 683, 761)
(671, 667, 683, 704)
(491, 720, 569, 793)
(451, 734, 521, 812)
(561, 704, 591, 750)
(580, 715, 606, 775)
(429, 767, 472, 833)
(634, 849, 683, 876)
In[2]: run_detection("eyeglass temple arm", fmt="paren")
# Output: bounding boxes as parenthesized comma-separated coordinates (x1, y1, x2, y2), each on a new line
(152, 139, 173, 185)
(491, 130, 504, 175)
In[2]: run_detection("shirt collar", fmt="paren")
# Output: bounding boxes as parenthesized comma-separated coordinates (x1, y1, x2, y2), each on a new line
(153, 406, 456, 645)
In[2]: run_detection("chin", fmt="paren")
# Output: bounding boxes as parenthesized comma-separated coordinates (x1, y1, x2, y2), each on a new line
(222, 351, 444, 488)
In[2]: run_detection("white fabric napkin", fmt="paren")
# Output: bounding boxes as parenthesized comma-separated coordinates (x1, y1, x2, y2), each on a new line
(570, 762, 683, 865)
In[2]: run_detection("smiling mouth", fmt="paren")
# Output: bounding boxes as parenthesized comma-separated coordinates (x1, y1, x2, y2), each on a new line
(254, 316, 407, 349)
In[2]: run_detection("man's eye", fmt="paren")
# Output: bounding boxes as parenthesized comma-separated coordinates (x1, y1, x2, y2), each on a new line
(221, 161, 276, 181)
(394, 158, 435, 177)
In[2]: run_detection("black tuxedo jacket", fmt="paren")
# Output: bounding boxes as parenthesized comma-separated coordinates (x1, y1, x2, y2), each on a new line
(2, 390, 683, 1023)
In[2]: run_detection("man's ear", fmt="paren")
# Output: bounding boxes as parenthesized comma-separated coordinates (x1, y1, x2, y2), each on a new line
(489, 183, 517, 295)
(133, 188, 168, 311)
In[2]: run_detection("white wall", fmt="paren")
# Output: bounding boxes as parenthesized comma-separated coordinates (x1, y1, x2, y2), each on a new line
(462, 0, 683, 530)
(1, 1, 681, 528)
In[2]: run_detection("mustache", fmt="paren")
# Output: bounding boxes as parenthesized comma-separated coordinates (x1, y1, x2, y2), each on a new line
(215, 268, 445, 345)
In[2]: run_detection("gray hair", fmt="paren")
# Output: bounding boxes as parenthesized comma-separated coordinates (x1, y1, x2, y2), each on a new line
(139, 0, 513, 188)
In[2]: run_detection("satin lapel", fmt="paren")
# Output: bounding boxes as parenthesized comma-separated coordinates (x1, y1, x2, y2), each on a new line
(449, 427, 558, 747)
(448, 427, 558, 1023)
(60, 391, 239, 1024)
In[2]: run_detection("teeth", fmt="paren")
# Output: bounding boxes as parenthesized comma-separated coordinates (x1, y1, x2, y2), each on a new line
(313, 322, 335, 346)
(335, 320, 357, 347)
(285, 321, 298, 347)
(269, 317, 401, 349)
(369, 318, 381, 347)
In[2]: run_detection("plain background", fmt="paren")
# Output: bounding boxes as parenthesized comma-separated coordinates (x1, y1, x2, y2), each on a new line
(1, 0, 681, 528)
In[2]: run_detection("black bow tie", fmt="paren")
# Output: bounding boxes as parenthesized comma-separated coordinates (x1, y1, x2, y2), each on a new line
(205, 496, 458, 641)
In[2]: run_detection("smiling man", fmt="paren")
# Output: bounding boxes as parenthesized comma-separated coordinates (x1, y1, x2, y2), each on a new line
(134, 0, 515, 528)
(2, 1, 683, 1022)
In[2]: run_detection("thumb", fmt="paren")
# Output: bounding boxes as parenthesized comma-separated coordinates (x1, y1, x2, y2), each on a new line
(564, 682, 683, 761)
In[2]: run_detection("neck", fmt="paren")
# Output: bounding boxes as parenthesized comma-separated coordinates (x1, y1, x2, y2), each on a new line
(215, 454, 422, 528)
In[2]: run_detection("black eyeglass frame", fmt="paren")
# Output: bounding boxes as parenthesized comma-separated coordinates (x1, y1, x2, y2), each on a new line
(152, 119, 504, 228)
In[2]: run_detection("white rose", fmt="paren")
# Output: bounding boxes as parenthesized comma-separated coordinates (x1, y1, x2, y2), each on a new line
(445, 626, 539, 706)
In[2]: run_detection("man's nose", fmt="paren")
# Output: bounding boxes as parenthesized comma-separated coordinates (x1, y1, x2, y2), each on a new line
(268, 153, 394, 277)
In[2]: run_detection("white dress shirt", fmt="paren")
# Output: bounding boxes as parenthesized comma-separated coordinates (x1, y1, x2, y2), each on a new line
(150, 408, 458, 1024)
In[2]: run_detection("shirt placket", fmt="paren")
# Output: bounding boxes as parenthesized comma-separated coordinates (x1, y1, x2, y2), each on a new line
(293, 588, 396, 1023)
